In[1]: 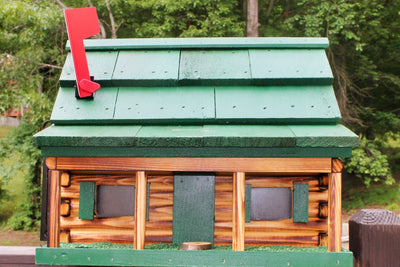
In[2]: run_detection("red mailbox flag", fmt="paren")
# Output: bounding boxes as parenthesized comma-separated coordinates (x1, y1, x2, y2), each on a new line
(64, 7, 101, 99)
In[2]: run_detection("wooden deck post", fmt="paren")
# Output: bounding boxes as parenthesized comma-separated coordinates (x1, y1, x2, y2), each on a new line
(350, 209, 400, 266)
(328, 159, 342, 252)
(232, 172, 245, 251)
(48, 170, 61, 248)
(134, 171, 147, 250)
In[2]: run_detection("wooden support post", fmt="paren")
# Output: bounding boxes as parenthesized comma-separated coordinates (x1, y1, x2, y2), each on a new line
(232, 172, 245, 251)
(328, 159, 343, 252)
(350, 209, 400, 266)
(48, 170, 61, 248)
(134, 171, 147, 250)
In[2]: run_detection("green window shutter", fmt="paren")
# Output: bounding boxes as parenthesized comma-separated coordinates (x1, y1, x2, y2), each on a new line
(79, 182, 95, 220)
(293, 183, 309, 223)
(245, 184, 252, 222)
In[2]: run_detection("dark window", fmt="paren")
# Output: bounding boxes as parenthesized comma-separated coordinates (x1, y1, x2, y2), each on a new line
(96, 185, 135, 218)
(250, 187, 292, 221)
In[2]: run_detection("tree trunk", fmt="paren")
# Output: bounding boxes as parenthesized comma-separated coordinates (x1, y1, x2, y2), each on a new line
(247, 0, 259, 37)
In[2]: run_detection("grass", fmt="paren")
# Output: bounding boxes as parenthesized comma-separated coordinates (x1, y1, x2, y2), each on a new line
(0, 126, 28, 223)
(58, 242, 333, 252)
(0, 126, 11, 138)
(0, 157, 28, 223)
(342, 172, 400, 215)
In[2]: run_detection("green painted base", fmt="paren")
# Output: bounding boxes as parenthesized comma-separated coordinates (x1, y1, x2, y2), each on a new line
(36, 247, 353, 267)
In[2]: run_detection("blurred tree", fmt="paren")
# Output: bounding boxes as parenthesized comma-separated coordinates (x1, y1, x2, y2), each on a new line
(0, 0, 65, 229)
(257, 0, 400, 185)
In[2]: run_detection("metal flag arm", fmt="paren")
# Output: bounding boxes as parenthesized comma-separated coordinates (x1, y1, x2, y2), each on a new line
(64, 7, 101, 99)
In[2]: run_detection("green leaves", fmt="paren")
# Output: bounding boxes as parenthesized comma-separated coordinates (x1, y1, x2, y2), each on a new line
(127, 0, 245, 38)
(0, 0, 63, 229)
(345, 139, 394, 187)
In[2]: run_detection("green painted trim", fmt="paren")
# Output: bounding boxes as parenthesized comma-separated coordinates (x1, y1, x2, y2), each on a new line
(245, 184, 252, 223)
(66, 37, 329, 51)
(39, 146, 355, 158)
(79, 182, 95, 220)
(36, 247, 352, 266)
(293, 184, 309, 223)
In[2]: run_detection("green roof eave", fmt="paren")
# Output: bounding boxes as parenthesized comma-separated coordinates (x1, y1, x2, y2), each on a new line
(65, 37, 329, 51)
(33, 124, 359, 158)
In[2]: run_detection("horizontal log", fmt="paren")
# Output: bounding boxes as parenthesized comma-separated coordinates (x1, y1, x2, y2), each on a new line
(245, 234, 319, 246)
(61, 216, 134, 230)
(54, 157, 332, 173)
(71, 174, 135, 185)
(213, 233, 320, 247)
(70, 229, 134, 244)
(246, 176, 320, 189)
(214, 218, 327, 232)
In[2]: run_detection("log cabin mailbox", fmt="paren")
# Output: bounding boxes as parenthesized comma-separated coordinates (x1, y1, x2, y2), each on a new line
(34, 9, 358, 267)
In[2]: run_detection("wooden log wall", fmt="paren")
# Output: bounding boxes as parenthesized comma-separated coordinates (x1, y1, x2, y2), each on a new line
(59, 171, 328, 247)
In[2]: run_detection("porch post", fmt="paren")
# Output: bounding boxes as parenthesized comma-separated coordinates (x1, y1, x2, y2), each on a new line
(134, 171, 147, 250)
(233, 172, 245, 251)
(48, 170, 61, 248)
(328, 159, 342, 252)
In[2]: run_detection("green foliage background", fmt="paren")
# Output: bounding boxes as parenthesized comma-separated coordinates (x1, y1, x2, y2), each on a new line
(0, 0, 399, 229)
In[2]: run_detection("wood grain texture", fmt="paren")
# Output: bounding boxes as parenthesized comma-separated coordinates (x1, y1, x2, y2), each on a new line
(319, 233, 328, 247)
(319, 203, 328, 218)
(60, 201, 71, 217)
(48, 170, 61, 248)
(319, 175, 329, 188)
(349, 209, 400, 267)
(60, 231, 70, 243)
(328, 172, 341, 252)
(54, 157, 332, 173)
(232, 172, 245, 251)
(134, 171, 147, 250)
(57, 173, 328, 247)
(70, 229, 134, 244)
(331, 159, 343, 173)
(60, 172, 71, 187)
(46, 157, 56, 170)
(60, 174, 173, 244)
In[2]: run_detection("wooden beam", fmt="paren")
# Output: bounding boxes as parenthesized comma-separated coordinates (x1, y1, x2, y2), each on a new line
(54, 157, 331, 174)
(48, 170, 61, 248)
(328, 172, 342, 252)
(232, 172, 245, 251)
(134, 171, 147, 250)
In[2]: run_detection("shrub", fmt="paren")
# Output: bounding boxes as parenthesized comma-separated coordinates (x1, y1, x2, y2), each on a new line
(345, 139, 394, 187)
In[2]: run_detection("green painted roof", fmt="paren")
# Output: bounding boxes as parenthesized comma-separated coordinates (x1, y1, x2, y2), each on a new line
(34, 37, 358, 157)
